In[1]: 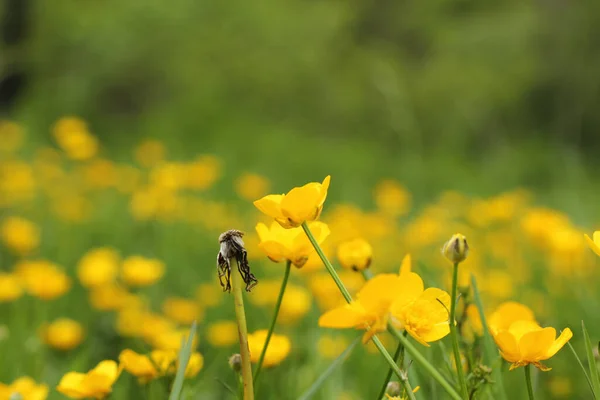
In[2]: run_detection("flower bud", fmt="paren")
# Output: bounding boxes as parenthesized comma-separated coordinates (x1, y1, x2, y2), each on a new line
(442, 233, 469, 264)
(337, 238, 372, 271)
(228, 353, 242, 373)
(385, 381, 401, 396)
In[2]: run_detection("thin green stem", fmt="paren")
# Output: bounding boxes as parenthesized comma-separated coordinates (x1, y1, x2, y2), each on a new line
(377, 333, 406, 400)
(232, 259, 254, 400)
(372, 335, 416, 400)
(450, 262, 469, 399)
(302, 222, 461, 400)
(524, 365, 534, 400)
(253, 260, 291, 385)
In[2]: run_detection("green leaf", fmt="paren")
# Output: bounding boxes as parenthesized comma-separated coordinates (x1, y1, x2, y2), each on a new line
(168, 321, 198, 400)
(582, 320, 600, 399)
(566, 341, 595, 398)
(471, 274, 507, 400)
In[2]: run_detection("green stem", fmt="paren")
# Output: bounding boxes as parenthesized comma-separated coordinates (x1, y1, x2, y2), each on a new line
(232, 259, 254, 400)
(377, 334, 406, 400)
(302, 222, 461, 400)
(524, 364, 534, 400)
(372, 335, 416, 400)
(450, 262, 469, 399)
(253, 260, 291, 385)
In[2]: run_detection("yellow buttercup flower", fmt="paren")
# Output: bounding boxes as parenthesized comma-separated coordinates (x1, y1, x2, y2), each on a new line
(196, 283, 224, 308)
(492, 320, 572, 371)
(57, 360, 121, 399)
(255, 221, 330, 268)
(442, 233, 469, 264)
(337, 238, 373, 271)
(373, 179, 411, 216)
(134, 139, 166, 168)
(119, 349, 159, 383)
(182, 352, 204, 378)
(52, 117, 98, 161)
(89, 284, 136, 311)
(16, 260, 71, 300)
(488, 301, 536, 335)
(162, 297, 202, 325)
(42, 318, 84, 351)
(121, 256, 165, 287)
(254, 175, 331, 228)
(152, 328, 198, 351)
(317, 334, 350, 359)
(0, 216, 40, 255)
(248, 330, 291, 367)
(0, 376, 48, 400)
(584, 231, 600, 257)
(235, 172, 271, 201)
(206, 321, 238, 348)
(0, 273, 23, 302)
(77, 248, 120, 288)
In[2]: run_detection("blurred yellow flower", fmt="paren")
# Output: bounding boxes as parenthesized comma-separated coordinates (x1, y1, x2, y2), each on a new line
(16, 260, 71, 300)
(0, 120, 25, 153)
(0, 273, 23, 302)
(549, 376, 573, 398)
(81, 159, 116, 189)
(57, 360, 120, 399)
(309, 272, 364, 311)
(115, 164, 141, 194)
(0, 161, 36, 207)
(373, 179, 411, 216)
(152, 328, 198, 352)
(255, 221, 330, 268)
(235, 172, 271, 201)
(488, 302, 536, 335)
(584, 231, 600, 257)
(463, 304, 483, 342)
(150, 350, 177, 375)
(337, 238, 372, 271)
(185, 155, 222, 190)
(77, 248, 120, 288)
(121, 256, 165, 287)
(441, 233, 469, 264)
(89, 284, 137, 311)
(254, 175, 330, 228)
(249, 281, 311, 324)
(248, 330, 291, 367)
(317, 334, 350, 359)
(52, 117, 98, 161)
(42, 318, 84, 351)
(134, 139, 166, 168)
(206, 321, 238, 348)
(196, 282, 224, 308)
(492, 320, 572, 371)
(0, 216, 40, 255)
(162, 297, 202, 325)
(0, 376, 48, 400)
(182, 352, 204, 378)
(119, 349, 158, 383)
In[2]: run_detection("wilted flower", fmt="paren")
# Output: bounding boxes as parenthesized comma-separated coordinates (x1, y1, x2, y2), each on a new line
(57, 360, 120, 399)
(255, 221, 329, 268)
(442, 233, 469, 264)
(77, 248, 120, 288)
(121, 256, 165, 287)
(248, 330, 291, 367)
(0, 376, 48, 400)
(42, 318, 84, 351)
(254, 176, 330, 228)
(217, 230, 257, 292)
(0, 216, 40, 255)
(337, 238, 373, 271)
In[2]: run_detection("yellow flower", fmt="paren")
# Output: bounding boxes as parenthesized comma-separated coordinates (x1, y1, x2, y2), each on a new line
(309, 272, 364, 311)
(77, 248, 120, 288)
(42, 318, 84, 351)
(0, 376, 48, 400)
(152, 328, 198, 352)
(0, 216, 40, 255)
(0, 161, 36, 208)
(337, 238, 373, 271)
(584, 231, 600, 257)
(182, 352, 204, 378)
(488, 302, 536, 335)
(184, 155, 222, 190)
(119, 349, 158, 383)
(89, 284, 136, 311)
(16, 260, 71, 300)
(162, 297, 202, 325)
(0, 273, 23, 302)
(249, 282, 312, 324)
(57, 360, 121, 399)
(196, 283, 224, 308)
(255, 221, 330, 268)
(81, 159, 117, 190)
(134, 139, 166, 168)
(463, 304, 484, 342)
(254, 175, 331, 228)
(317, 334, 350, 359)
(248, 330, 291, 367)
(235, 172, 271, 201)
(52, 117, 98, 161)
(150, 350, 177, 375)
(492, 320, 572, 371)
(206, 321, 238, 348)
(441, 233, 469, 263)
(121, 256, 165, 287)
(373, 179, 411, 216)
(0, 120, 25, 153)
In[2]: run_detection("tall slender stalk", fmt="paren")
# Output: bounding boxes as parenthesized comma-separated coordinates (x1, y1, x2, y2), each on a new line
(524, 364, 534, 400)
(449, 262, 469, 399)
(253, 260, 291, 385)
(377, 336, 406, 400)
(302, 222, 462, 400)
(232, 260, 254, 400)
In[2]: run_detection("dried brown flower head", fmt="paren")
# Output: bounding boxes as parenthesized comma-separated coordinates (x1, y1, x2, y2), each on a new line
(217, 229, 258, 292)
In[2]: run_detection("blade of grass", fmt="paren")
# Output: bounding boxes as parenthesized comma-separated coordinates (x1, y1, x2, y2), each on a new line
(470, 274, 507, 400)
(297, 336, 361, 400)
(214, 377, 238, 398)
(582, 320, 600, 398)
(168, 321, 197, 400)
(566, 341, 595, 398)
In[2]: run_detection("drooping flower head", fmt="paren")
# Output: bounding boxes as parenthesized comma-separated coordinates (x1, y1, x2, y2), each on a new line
(254, 176, 330, 228)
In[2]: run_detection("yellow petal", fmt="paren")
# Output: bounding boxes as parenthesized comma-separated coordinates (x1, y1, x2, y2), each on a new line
(356, 274, 401, 311)
(494, 331, 520, 362)
(254, 195, 285, 220)
(255, 223, 270, 242)
(584, 233, 600, 257)
(488, 302, 536, 334)
(519, 327, 556, 362)
(405, 326, 430, 347)
(281, 184, 322, 224)
(544, 328, 573, 359)
(258, 241, 289, 263)
(57, 372, 88, 399)
(508, 320, 542, 341)
(318, 303, 369, 328)
(390, 272, 424, 313)
(399, 254, 412, 275)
